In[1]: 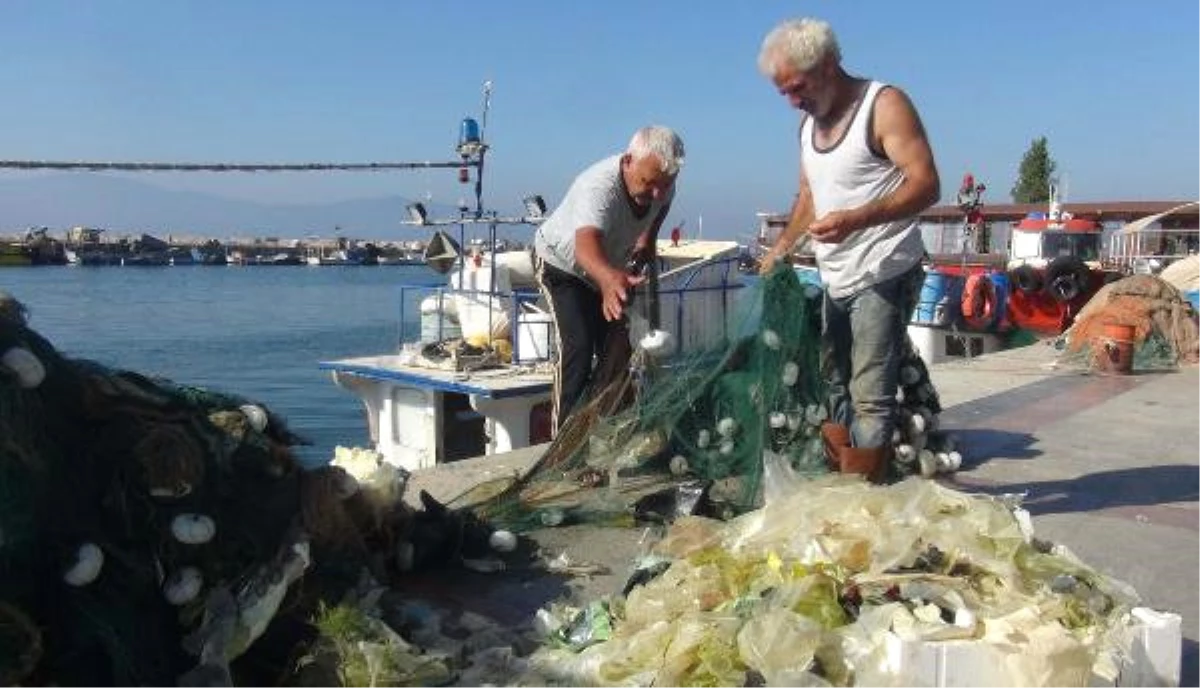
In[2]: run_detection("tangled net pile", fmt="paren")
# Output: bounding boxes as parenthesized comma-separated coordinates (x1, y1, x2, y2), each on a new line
(468, 264, 952, 532)
(0, 292, 518, 686)
(1055, 273, 1200, 370)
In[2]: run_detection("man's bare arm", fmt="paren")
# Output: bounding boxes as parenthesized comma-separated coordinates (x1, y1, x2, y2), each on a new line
(760, 171, 814, 273)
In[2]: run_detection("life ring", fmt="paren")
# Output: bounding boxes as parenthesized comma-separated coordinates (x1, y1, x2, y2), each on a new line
(1045, 256, 1091, 302)
(961, 273, 997, 329)
(1009, 264, 1043, 293)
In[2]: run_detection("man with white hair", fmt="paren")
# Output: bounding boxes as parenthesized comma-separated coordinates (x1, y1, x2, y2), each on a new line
(533, 125, 684, 433)
(757, 18, 940, 482)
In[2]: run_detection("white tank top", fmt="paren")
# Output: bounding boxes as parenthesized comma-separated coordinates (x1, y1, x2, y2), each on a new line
(801, 80, 926, 298)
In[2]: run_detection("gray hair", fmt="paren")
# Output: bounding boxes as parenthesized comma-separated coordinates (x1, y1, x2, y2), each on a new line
(627, 125, 685, 175)
(757, 18, 841, 77)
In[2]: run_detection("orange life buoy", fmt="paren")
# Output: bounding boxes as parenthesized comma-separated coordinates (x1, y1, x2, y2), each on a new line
(961, 273, 997, 330)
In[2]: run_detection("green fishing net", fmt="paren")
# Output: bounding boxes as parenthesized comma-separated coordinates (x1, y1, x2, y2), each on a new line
(465, 262, 946, 532)
(0, 291, 313, 685)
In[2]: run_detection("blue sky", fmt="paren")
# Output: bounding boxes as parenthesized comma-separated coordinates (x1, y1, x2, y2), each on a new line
(1, 1, 1197, 240)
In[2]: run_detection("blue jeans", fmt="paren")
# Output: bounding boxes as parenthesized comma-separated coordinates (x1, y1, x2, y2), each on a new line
(822, 264, 924, 448)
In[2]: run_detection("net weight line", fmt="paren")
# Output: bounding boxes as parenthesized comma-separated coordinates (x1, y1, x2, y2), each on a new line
(0, 160, 471, 172)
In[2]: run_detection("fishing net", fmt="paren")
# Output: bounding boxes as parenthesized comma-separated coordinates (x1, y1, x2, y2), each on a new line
(465, 263, 949, 532)
(1, 288, 545, 686)
(1054, 273, 1200, 371)
(0, 291, 395, 685)
(0, 294, 311, 684)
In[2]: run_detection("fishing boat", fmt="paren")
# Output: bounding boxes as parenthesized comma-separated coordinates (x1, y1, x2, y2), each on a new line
(320, 84, 744, 471)
(0, 242, 32, 266)
(927, 182, 1121, 338)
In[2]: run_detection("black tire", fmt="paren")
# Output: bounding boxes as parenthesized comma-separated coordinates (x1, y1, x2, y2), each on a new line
(1009, 264, 1043, 293)
(1045, 256, 1090, 302)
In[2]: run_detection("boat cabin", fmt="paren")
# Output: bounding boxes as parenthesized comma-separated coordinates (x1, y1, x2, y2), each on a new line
(1008, 216, 1103, 269)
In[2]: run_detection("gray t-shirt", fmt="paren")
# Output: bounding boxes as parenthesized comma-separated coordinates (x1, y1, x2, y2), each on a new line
(534, 154, 673, 285)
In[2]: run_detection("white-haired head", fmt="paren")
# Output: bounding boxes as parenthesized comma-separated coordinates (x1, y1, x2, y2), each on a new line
(757, 18, 841, 77)
(627, 125, 685, 176)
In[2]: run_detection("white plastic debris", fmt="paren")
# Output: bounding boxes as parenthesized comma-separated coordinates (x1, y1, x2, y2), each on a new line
(768, 412, 788, 429)
(63, 542, 104, 586)
(696, 429, 711, 449)
(1, 346, 46, 389)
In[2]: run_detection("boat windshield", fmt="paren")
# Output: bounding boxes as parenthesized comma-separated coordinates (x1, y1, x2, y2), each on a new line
(1041, 231, 1101, 261)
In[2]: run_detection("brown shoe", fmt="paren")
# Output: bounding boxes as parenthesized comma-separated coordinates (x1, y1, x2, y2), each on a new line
(840, 445, 890, 484)
(820, 422, 851, 472)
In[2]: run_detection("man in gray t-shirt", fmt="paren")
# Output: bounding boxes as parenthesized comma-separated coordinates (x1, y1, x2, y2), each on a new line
(533, 125, 684, 432)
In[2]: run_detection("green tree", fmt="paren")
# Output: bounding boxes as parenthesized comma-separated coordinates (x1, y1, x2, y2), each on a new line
(1010, 137, 1057, 203)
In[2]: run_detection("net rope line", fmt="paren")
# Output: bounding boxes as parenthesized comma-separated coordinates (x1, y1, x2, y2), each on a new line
(0, 159, 469, 172)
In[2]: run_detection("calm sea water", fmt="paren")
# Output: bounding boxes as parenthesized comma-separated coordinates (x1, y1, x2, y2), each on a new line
(2, 264, 446, 467)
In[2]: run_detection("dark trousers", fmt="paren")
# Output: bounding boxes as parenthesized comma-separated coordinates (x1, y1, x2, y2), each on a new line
(534, 258, 624, 432)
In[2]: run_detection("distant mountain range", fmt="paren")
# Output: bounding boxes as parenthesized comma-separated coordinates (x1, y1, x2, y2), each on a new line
(0, 174, 462, 240)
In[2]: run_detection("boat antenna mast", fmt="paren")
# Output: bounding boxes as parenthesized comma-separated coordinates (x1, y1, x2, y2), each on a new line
(454, 80, 492, 220)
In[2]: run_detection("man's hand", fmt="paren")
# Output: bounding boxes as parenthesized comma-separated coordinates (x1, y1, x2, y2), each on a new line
(808, 208, 864, 244)
(597, 267, 646, 321)
(758, 249, 781, 275)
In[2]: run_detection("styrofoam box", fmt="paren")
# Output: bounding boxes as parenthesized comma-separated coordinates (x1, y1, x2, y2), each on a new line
(876, 607, 1180, 687)
(907, 323, 1005, 366)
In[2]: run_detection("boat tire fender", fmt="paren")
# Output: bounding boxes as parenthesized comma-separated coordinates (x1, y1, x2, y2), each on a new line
(1009, 264, 1042, 294)
(1045, 256, 1090, 302)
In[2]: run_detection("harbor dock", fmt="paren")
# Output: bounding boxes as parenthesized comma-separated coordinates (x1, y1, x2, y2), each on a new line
(404, 341, 1199, 685)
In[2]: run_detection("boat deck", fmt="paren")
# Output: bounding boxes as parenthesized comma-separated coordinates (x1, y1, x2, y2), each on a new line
(319, 355, 552, 398)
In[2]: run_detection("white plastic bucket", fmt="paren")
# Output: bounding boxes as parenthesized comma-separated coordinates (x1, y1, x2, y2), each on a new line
(451, 266, 512, 343)
(516, 310, 555, 364)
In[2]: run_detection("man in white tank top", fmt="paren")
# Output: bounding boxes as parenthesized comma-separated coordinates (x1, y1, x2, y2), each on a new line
(533, 126, 683, 433)
(756, 18, 940, 482)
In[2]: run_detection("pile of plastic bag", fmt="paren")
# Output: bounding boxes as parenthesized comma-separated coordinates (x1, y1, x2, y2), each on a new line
(522, 474, 1158, 687)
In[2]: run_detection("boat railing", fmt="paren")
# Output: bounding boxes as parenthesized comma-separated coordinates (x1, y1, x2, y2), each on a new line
(1105, 227, 1200, 274)
(394, 253, 746, 365)
(396, 282, 543, 360)
(633, 254, 746, 358)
